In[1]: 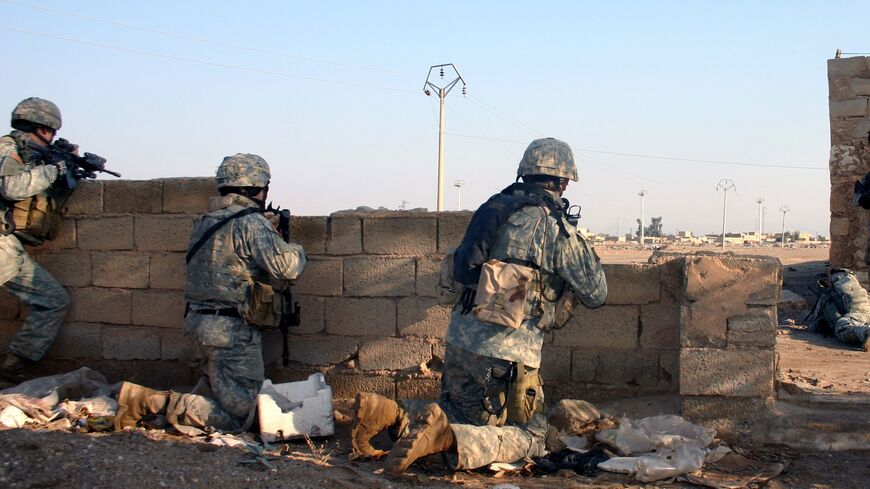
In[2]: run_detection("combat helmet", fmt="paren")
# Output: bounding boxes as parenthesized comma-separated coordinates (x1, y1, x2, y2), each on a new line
(11, 97, 62, 131)
(215, 153, 271, 189)
(517, 138, 577, 181)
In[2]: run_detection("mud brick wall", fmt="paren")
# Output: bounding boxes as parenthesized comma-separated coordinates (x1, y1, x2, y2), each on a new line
(828, 56, 870, 285)
(0, 179, 781, 434)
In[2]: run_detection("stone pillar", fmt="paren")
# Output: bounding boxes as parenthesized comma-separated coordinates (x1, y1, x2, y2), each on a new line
(828, 56, 870, 285)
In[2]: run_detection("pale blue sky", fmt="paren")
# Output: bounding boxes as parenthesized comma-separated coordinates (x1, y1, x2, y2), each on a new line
(2, 0, 864, 236)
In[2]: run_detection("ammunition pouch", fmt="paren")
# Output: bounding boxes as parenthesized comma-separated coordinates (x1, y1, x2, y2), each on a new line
(472, 259, 538, 329)
(505, 364, 544, 425)
(244, 281, 286, 330)
(10, 194, 61, 245)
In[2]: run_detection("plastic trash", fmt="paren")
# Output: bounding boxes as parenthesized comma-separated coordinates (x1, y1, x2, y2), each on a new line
(0, 405, 29, 428)
(257, 373, 334, 442)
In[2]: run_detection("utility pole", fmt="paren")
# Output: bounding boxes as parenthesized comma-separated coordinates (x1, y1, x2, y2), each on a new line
(453, 180, 465, 210)
(779, 206, 791, 248)
(716, 179, 736, 251)
(399, 200, 410, 210)
(638, 191, 647, 246)
(755, 198, 764, 244)
(423, 64, 466, 211)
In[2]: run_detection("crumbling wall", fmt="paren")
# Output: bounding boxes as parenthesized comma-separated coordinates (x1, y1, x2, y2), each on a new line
(0, 179, 779, 431)
(828, 56, 870, 283)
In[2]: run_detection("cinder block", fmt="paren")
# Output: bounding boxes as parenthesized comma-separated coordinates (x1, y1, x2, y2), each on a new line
(553, 305, 639, 348)
(727, 311, 775, 348)
(570, 349, 598, 383)
(603, 264, 661, 304)
(682, 396, 774, 443)
(36, 219, 76, 252)
(132, 289, 186, 328)
(149, 252, 186, 289)
(102, 326, 161, 360)
(850, 78, 870, 97)
(71, 287, 131, 324)
(596, 349, 658, 387)
(359, 337, 432, 371)
(540, 345, 572, 382)
(827, 57, 868, 79)
(437, 212, 471, 253)
(289, 216, 327, 255)
(343, 257, 415, 297)
(91, 252, 149, 289)
(682, 255, 781, 348)
(267, 334, 357, 366)
(680, 348, 775, 397)
(397, 297, 450, 338)
(162, 177, 215, 214)
(397, 378, 440, 400)
(104, 180, 163, 214)
(830, 98, 869, 118)
(829, 145, 862, 180)
(159, 328, 195, 361)
(77, 216, 134, 250)
(36, 252, 91, 287)
(45, 322, 102, 359)
(63, 180, 103, 215)
(640, 302, 680, 349)
(327, 372, 395, 400)
(326, 215, 361, 255)
(325, 298, 396, 336)
(363, 216, 437, 255)
(135, 215, 194, 251)
(294, 259, 342, 296)
(830, 217, 850, 236)
(416, 256, 442, 298)
(288, 295, 325, 335)
(0, 289, 19, 319)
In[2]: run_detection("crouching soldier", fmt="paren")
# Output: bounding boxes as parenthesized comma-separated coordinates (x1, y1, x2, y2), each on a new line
(114, 154, 306, 431)
(0, 98, 71, 388)
(352, 138, 607, 472)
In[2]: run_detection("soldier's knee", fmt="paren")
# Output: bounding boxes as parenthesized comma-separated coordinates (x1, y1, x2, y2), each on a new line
(49, 286, 71, 313)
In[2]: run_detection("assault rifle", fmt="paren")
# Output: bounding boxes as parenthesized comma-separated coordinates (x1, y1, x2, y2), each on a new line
(28, 138, 120, 190)
(269, 205, 302, 367)
(562, 197, 582, 226)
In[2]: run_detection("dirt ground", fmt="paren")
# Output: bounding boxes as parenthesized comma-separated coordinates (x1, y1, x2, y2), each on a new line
(1, 415, 868, 489)
(3, 245, 868, 488)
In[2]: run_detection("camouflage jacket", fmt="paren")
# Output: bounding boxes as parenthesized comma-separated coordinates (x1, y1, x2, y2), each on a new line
(185, 194, 307, 313)
(446, 186, 607, 368)
(0, 131, 58, 203)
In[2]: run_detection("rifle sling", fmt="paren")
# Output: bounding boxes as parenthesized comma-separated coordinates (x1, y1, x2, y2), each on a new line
(185, 207, 261, 264)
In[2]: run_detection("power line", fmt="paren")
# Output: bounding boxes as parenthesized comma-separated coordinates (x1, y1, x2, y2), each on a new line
(0, 0, 418, 79)
(0, 25, 417, 94)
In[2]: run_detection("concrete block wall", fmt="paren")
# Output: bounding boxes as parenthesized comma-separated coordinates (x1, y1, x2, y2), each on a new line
(828, 56, 870, 284)
(0, 180, 781, 432)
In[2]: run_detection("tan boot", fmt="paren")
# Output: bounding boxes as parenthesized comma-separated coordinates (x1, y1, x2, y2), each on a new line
(384, 402, 455, 475)
(862, 334, 870, 352)
(351, 393, 404, 459)
(114, 381, 169, 431)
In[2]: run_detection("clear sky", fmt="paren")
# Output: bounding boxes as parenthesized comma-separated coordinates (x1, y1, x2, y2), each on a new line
(2, 0, 864, 237)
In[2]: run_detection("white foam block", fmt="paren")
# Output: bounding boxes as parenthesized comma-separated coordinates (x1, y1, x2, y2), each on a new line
(257, 373, 334, 442)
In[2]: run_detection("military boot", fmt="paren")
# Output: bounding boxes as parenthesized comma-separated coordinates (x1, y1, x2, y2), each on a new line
(114, 381, 169, 431)
(0, 353, 32, 389)
(862, 332, 870, 352)
(351, 393, 405, 459)
(384, 402, 455, 475)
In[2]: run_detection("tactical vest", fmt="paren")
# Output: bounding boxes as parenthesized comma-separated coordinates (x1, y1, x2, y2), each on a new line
(0, 133, 63, 245)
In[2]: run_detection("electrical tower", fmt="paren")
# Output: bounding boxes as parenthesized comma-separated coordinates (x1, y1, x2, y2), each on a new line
(423, 64, 466, 211)
(638, 191, 647, 246)
(453, 180, 465, 210)
(755, 198, 764, 242)
(716, 179, 736, 250)
(779, 206, 791, 248)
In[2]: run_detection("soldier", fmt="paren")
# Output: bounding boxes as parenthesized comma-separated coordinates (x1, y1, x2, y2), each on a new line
(352, 138, 608, 472)
(113, 154, 307, 432)
(0, 97, 72, 388)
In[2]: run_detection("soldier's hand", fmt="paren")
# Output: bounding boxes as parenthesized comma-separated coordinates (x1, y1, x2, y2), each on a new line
(263, 211, 280, 231)
(53, 160, 68, 176)
(71, 144, 80, 156)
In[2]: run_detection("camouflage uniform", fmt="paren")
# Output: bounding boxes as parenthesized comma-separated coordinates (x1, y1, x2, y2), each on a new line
(0, 127, 69, 364)
(167, 157, 306, 432)
(439, 139, 608, 470)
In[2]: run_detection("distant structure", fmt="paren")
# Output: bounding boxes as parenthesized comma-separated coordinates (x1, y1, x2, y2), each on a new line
(423, 63, 466, 212)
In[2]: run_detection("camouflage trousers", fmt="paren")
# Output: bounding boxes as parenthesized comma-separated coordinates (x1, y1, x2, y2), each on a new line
(834, 314, 870, 345)
(434, 344, 547, 470)
(166, 312, 265, 432)
(0, 234, 69, 362)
